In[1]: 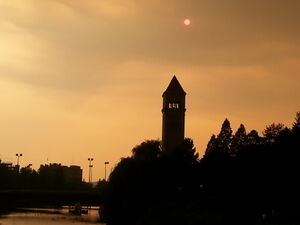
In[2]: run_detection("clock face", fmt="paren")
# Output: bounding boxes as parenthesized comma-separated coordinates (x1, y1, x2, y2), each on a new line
(168, 103, 179, 109)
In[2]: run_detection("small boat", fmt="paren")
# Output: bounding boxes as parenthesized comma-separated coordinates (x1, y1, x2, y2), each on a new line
(81, 208, 88, 214)
(69, 203, 88, 215)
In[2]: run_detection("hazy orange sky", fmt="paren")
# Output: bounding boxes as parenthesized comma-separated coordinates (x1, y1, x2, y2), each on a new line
(0, 0, 299, 181)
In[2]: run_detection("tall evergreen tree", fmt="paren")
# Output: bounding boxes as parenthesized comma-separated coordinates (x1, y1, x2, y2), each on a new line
(216, 118, 232, 153)
(203, 119, 233, 158)
(230, 124, 247, 156)
(204, 134, 217, 156)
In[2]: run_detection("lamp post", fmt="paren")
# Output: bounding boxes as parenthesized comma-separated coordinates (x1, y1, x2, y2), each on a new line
(104, 161, 109, 181)
(16, 153, 22, 166)
(88, 158, 94, 183)
(16, 153, 23, 172)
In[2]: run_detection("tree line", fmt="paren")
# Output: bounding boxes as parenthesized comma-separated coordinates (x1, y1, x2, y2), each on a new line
(99, 111, 300, 225)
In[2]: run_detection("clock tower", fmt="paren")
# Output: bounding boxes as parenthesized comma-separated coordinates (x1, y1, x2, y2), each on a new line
(162, 76, 186, 152)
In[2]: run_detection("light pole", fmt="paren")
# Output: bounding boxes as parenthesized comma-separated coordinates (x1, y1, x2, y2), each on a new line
(88, 158, 94, 183)
(16, 153, 23, 166)
(16, 153, 23, 172)
(16, 153, 23, 167)
(104, 161, 109, 181)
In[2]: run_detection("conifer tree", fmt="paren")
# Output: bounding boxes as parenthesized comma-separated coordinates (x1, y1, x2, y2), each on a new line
(216, 118, 233, 153)
(204, 134, 217, 156)
(231, 124, 247, 156)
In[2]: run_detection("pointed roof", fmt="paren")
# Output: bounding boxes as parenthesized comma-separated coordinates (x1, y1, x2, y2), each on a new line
(163, 75, 186, 96)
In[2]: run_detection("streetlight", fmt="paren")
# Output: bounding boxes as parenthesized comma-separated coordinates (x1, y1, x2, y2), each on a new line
(16, 153, 23, 172)
(104, 161, 109, 181)
(88, 158, 94, 183)
(16, 153, 23, 166)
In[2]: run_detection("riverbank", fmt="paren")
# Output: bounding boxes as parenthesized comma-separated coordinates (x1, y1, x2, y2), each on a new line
(0, 207, 102, 225)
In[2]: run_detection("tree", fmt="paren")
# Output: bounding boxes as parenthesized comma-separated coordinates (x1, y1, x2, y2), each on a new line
(230, 124, 247, 156)
(216, 118, 233, 153)
(132, 140, 161, 161)
(203, 119, 233, 160)
(204, 134, 217, 156)
(292, 111, 300, 132)
(263, 123, 285, 143)
(103, 140, 163, 225)
(247, 129, 261, 145)
(170, 138, 199, 164)
(102, 139, 199, 225)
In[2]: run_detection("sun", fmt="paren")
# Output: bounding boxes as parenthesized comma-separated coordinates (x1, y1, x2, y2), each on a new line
(184, 19, 191, 26)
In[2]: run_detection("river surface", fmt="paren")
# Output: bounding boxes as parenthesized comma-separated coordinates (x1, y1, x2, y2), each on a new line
(0, 207, 104, 225)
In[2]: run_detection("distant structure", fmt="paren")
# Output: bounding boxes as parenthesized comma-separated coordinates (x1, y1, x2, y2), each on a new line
(162, 76, 186, 151)
(39, 163, 83, 184)
(0, 160, 16, 171)
(64, 165, 83, 184)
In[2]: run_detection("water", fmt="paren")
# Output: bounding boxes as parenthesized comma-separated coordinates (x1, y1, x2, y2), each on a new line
(0, 207, 104, 225)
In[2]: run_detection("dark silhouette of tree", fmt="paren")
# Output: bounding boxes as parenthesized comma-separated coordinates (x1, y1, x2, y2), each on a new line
(216, 118, 232, 153)
(292, 111, 300, 132)
(132, 140, 161, 161)
(230, 123, 247, 156)
(247, 129, 261, 145)
(203, 118, 233, 158)
(101, 140, 162, 225)
(167, 138, 199, 163)
(101, 138, 199, 225)
(263, 122, 285, 143)
(161, 138, 199, 197)
(201, 119, 235, 194)
(204, 134, 216, 156)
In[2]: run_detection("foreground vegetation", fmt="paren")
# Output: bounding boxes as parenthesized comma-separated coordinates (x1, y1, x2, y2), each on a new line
(100, 112, 300, 225)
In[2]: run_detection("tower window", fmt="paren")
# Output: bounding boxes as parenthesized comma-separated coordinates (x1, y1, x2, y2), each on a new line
(168, 103, 179, 109)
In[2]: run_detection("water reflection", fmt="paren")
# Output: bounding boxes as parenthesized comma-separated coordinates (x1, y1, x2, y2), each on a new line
(0, 207, 103, 225)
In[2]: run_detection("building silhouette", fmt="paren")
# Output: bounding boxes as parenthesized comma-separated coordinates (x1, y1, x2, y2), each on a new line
(0, 159, 19, 172)
(162, 76, 186, 151)
(39, 163, 82, 184)
(0, 160, 16, 171)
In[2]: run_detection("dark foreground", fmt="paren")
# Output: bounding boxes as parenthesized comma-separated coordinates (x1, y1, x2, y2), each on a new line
(99, 114, 300, 225)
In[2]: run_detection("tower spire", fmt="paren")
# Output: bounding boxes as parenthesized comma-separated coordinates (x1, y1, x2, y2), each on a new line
(163, 75, 186, 96)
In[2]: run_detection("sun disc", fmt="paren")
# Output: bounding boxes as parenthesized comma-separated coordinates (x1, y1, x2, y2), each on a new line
(184, 19, 191, 26)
